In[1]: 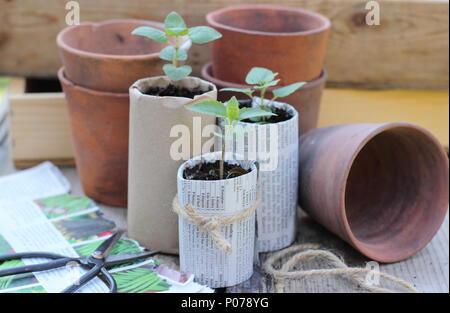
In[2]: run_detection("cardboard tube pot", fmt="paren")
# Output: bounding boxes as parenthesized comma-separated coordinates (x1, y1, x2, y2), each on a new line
(177, 152, 258, 287)
(57, 19, 191, 93)
(128, 76, 217, 254)
(202, 63, 326, 135)
(299, 123, 449, 262)
(207, 5, 330, 85)
(224, 101, 298, 252)
(58, 68, 129, 206)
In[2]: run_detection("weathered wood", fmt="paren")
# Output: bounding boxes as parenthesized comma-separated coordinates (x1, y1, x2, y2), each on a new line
(0, 0, 448, 89)
(8, 78, 75, 167)
(59, 167, 449, 293)
(318, 89, 449, 148)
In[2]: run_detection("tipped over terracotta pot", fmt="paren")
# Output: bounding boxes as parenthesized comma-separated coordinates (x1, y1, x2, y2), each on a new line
(57, 19, 191, 93)
(299, 123, 449, 262)
(58, 68, 129, 207)
(202, 63, 327, 135)
(207, 5, 330, 85)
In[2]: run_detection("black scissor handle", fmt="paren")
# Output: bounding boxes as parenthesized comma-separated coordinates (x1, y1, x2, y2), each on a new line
(0, 252, 67, 261)
(0, 252, 80, 277)
(61, 263, 103, 293)
(100, 267, 117, 293)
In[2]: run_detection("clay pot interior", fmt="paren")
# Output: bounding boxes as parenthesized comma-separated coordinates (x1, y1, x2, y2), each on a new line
(208, 5, 329, 35)
(344, 126, 448, 261)
(58, 20, 168, 57)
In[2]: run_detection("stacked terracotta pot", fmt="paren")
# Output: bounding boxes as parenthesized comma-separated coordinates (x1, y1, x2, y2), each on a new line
(57, 20, 189, 207)
(204, 5, 331, 135)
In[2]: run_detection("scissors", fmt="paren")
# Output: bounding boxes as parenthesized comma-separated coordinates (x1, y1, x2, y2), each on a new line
(0, 231, 159, 293)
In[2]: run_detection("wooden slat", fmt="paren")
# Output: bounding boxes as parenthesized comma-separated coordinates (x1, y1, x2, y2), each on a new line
(9, 79, 74, 167)
(0, 0, 448, 89)
(319, 89, 449, 148)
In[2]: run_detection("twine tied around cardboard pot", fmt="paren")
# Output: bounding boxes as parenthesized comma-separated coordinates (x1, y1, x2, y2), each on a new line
(173, 196, 259, 252)
(264, 244, 420, 293)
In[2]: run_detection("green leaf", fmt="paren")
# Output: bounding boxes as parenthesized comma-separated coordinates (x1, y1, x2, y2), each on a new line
(238, 107, 275, 120)
(131, 26, 168, 43)
(188, 26, 222, 44)
(159, 46, 187, 61)
(166, 28, 189, 36)
(273, 82, 306, 98)
(220, 87, 254, 98)
(254, 79, 281, 89)
(225, 96, 240, 121)
(164, 12, 188, 36)
(163, 64, 192, 81)
(245, 67, 278, 85)
(187, 100, 227, 118)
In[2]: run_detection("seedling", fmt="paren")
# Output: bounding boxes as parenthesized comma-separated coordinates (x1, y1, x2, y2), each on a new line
(221, 67, 306, 122)
(188, 96, 274, 179)
(132, 12, 222, 81)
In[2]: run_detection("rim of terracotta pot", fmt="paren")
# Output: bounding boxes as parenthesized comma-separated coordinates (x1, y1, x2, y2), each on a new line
(338, 122, 449, 263)
(202, 62, 328, 90)
(206, 5, 331, 37)
(58, 67, 129, 98)
(57, 19, 191, 61)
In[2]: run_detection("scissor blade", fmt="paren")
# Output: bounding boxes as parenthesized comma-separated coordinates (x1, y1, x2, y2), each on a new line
(104, 250, 159, 267)
(92, 230, 124, 259)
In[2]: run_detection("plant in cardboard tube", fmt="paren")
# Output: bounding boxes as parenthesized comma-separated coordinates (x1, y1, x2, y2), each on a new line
(187, 96, 274, 179)
(131, 12, 222, 81)
(221, 67, 306, 122)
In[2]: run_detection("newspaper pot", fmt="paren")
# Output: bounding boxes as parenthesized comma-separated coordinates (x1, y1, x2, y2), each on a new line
(202, 62, 325, 135)
(225, 101, 299, 252)
(58, 68, 128, 207)
(57, 19, 191, 93)
(207, 5, 331, 85)
(299, 123, 449, 263)
(177, 152, 258, 287)
(128, 76, 217, 254)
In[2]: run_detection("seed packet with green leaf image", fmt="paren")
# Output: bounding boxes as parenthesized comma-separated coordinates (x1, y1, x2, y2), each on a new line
(52, 211, 115, 244)
(0, 235, 39, 290)
(35, 194, 96, 219)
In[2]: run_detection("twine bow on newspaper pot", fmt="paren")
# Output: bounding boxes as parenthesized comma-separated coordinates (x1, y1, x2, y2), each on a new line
(173, 196, 260, 252)
(263, 244, 420, 293)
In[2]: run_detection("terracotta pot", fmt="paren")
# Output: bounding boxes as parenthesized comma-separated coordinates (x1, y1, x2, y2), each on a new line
(207, 5, 331, 85)
(57, 19, 191, 93)
(58, 68, 129, 207)
(299, 123, 449, 262)
(202, 63, 327, 135)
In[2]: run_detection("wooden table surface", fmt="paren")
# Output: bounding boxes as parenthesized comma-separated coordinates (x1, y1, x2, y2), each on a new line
(1, 146, 447, 293)
(59, 167, 449, 293)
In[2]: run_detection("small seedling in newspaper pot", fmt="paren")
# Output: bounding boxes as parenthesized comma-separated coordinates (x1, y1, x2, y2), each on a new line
(201, 63, 327, 135)
(128, 12, 221, 254)
(174, 97, 273, 287)
(220, 67, 304, 252)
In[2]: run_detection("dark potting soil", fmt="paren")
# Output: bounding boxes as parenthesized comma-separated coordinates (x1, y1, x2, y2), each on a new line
(183, 161, 250, 181)
(144, 84, 212, 98)
(239, 99, 293, 123)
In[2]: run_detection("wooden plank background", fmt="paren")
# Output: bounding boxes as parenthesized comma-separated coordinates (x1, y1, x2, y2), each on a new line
(0, 0, 448, 89)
